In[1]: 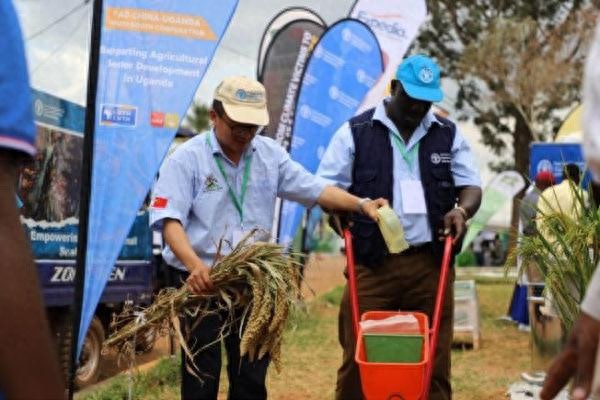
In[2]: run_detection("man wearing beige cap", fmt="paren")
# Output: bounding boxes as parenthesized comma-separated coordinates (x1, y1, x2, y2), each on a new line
(150, 76, 387, 399)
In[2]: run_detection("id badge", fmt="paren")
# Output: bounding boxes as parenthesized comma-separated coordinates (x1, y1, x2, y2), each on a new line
(400, 180, 427, 214)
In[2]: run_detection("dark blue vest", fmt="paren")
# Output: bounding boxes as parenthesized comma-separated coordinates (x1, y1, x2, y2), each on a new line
(348, 108, 458, 267)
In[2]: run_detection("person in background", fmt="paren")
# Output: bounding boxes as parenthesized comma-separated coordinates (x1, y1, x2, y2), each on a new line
(537, 163, 587, 236)
(540, 22, 600, 400)
(519, 171, 555, 237)
(0, 1, 65, 398)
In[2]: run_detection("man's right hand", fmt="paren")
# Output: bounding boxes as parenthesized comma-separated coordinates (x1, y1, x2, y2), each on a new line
(186, 262, 213, 295)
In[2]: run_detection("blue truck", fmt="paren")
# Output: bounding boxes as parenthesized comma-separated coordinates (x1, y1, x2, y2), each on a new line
(19, 89, 161, 387)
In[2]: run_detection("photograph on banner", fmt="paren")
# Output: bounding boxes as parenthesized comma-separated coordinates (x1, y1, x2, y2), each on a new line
(78, 0, 238, 354)
(18, 89, 149, 262)
(349, 0, 427, 112)
(277, 19, 383, 246)
(260, 19, 325, 147)
(256, 7, 326, 81)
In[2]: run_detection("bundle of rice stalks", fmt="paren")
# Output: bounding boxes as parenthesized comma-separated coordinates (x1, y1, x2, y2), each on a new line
(508, 180, 599, 330)
(104, 233, 302, 372)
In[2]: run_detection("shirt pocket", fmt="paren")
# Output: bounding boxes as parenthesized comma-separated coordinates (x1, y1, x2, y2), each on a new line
(353, 168, 378, 195)
(244, 172, 277, 230)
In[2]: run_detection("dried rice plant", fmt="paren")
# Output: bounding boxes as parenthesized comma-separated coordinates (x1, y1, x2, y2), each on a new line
(104, 232, 302, 373)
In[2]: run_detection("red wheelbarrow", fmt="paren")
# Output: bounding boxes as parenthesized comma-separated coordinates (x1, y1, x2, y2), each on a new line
(343, 229, 453, 400)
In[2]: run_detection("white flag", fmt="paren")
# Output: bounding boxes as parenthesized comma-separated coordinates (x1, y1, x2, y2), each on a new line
(350, 0, 427, 112)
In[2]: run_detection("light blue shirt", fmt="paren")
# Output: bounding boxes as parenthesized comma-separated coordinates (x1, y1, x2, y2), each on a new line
(150, 130, 328, 270)
(317, 99, 481, 245)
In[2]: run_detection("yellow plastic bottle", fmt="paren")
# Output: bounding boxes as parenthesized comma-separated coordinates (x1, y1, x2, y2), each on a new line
(377, 206, 409, 254)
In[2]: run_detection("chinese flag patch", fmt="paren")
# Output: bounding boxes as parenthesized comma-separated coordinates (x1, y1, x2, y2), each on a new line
(152, 197, 168, 209)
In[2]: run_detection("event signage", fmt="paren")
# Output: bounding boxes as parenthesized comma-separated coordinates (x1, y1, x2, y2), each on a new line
(77, 0, 237, 355)
(277, 19, 383, 246)
(349, 0, 427, 112)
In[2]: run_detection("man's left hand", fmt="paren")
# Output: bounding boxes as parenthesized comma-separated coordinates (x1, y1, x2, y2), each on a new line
(361, 198, 388, 222)
(439, 208, 466, 244)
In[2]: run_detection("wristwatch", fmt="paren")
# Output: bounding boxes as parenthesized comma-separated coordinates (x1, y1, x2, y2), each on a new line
(357, 197, 372, 214)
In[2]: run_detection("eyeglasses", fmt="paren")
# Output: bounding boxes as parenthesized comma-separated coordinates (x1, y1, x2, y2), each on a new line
(218, 112, 260, 136)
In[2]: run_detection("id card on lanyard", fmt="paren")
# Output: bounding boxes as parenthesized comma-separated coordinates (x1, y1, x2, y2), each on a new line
(391, 133, 427, 215)
(207, 135, 253, 246)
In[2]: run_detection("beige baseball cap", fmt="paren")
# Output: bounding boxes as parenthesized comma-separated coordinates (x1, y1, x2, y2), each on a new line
(214, 76, 269, 126)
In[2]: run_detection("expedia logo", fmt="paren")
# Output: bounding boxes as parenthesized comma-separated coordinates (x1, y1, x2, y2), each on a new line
(357, 11, 407, 39)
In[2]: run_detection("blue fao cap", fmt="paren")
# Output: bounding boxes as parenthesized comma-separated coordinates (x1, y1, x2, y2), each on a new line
(395, 54, 443, 103)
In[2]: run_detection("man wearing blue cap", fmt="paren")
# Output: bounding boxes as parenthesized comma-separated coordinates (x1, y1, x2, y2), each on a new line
(318, 54, 482, 399)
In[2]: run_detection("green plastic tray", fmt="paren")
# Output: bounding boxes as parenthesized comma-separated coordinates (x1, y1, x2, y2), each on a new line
(364, 333, 424, 363)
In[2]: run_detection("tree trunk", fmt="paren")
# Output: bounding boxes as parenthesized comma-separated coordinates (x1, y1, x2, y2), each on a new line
(508, 109, 534, 257)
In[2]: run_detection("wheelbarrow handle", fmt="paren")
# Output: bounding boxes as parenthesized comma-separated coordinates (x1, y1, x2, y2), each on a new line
(423, 235, 454, 399)
(343, 229, 361, 338)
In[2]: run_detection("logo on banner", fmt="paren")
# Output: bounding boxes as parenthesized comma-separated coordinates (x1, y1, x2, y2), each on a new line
(356, 11, 407, 40)
(328, 86, 359, 109)
(100, 104, 137, 127)
(34, 98, 65, 122)
(341, 27, 372, 52)
(165, 113, 180, 128)
(314, 46, 323, 59)
(356, 69, 376, 87)
(537, 159, 553, 173)
(300, 105, 312, 119)
(151, 111, 165, 127)
(203, 174, 223, 193)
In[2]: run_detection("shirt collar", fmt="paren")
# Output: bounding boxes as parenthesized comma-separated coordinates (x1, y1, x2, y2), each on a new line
(207, 129, 257, 158)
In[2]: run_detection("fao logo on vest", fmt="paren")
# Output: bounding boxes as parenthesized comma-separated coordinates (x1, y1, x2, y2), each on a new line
(431, 152, 451, 164)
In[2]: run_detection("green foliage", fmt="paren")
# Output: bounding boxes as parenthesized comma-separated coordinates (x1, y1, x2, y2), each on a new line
(508, 182, 599, 329)
(416, 1, 599, 174)
(184, 101, 210, 133)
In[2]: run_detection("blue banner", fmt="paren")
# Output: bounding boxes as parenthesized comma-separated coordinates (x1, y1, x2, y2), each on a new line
(79, 0, 237, 354)
(277, 19, 383, 246)
(529, 143, 590, 185)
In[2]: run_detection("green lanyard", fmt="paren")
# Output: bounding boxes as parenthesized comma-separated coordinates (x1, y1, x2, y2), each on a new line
(206, 135, 252, 223)
(391, 133, 420, 173)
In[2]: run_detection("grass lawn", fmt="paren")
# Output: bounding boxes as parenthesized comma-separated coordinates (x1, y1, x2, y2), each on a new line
(79, 281, 530, 399)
